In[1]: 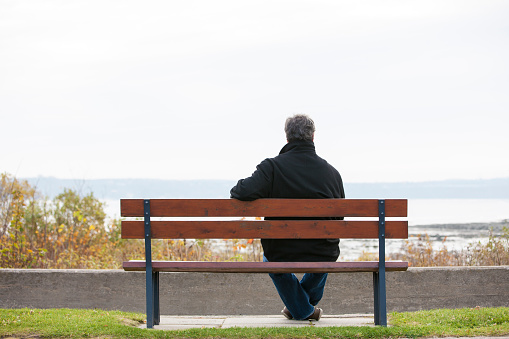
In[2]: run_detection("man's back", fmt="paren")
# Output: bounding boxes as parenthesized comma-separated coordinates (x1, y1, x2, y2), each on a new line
(230, 139, 345, 262)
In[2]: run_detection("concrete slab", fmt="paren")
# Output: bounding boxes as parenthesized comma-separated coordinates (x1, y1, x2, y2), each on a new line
(144, 314, 375, 330)
(149, 316, 226, 330)
(222, 314, 374, 328)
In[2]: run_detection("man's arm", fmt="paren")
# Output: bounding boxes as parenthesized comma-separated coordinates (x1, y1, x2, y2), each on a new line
(230, 159, 273, 201)
(332, 169, 345, 220)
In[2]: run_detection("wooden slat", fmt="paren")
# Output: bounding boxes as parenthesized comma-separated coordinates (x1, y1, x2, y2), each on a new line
(121, 199, 407, 218)
(123, 260, 409, 273)
(121, 220, 408, 239)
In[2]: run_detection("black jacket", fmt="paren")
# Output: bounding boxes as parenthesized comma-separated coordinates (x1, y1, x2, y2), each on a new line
(230, 140, 345, 262)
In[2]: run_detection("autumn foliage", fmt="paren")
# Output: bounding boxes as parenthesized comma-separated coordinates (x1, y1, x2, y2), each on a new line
(391, 229, 509, 267)
(0, 173, 262, 269)
(1, 172, 508, 269)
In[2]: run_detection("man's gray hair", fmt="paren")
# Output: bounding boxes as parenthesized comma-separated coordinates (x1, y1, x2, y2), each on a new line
(285, 114, 315, 142)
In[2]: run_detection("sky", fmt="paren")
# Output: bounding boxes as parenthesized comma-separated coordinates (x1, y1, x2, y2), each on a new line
(1, 0, 508, 183)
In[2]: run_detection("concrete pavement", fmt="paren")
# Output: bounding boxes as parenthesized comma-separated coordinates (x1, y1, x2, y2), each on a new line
(141, 314, 375, 330)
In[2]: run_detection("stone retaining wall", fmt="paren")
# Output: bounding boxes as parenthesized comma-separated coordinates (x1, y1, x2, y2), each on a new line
(1, 266, 508, 315)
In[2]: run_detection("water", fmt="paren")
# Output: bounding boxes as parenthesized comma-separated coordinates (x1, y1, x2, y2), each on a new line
(339, 199, 509, 260)
(105, 199, 509, 260)
(408, 199, 509, 226)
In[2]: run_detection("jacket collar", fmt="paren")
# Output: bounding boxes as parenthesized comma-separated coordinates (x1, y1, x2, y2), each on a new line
(279, 140, 315, 154)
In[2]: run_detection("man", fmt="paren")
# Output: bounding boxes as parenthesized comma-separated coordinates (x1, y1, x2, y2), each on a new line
(230, 114, 345, 321)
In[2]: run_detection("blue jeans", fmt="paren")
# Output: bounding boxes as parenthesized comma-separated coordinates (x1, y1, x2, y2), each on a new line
(264, 256, 328, 320)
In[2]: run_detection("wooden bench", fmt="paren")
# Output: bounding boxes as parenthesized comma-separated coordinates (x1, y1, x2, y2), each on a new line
(121, 198, 408, 328)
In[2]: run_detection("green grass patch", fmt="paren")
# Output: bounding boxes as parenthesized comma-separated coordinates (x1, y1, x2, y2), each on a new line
(1, 307, 508, 338)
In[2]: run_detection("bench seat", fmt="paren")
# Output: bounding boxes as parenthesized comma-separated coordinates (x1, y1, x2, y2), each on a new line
(123, 260, 409, 273)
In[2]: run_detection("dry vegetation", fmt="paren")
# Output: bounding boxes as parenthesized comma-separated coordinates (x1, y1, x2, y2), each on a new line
(391, 228, 509, 266)
(0, 173, 262, 268)
(1, 173, 507, 269)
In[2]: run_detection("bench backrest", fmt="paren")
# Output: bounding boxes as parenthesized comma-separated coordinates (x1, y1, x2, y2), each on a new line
(121, 199, 408, 240)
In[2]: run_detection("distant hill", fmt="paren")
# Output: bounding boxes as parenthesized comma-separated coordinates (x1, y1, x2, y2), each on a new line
(22, 177, 509, 200)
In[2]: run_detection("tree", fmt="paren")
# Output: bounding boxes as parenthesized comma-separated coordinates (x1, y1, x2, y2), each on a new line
(0, 173, 36, 237)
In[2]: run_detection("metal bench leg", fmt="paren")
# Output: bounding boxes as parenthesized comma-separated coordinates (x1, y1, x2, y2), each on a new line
(373, 272, 380, 325)
(373, 271, 387, 326)
(146, 267, 154, 328)
(154, 271, 160, 325)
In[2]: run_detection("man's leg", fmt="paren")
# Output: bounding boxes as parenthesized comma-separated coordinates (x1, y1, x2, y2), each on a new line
(300, 273, 328, 306)
(264, 256, 315, 320)
(268, 272, 316, 320)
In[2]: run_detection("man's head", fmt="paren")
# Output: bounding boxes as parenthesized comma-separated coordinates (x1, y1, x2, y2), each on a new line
(285, 114, 315, 142)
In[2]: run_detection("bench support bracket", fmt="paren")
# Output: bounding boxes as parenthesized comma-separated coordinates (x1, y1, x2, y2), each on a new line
(144, 199, 160, 328)
(373, 199, 387, 326)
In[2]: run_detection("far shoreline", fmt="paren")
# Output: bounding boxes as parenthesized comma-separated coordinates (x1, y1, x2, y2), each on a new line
(410, 220, 508, 232)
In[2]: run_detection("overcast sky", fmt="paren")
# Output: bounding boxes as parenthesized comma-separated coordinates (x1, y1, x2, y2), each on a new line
(1, 0, 508, 183)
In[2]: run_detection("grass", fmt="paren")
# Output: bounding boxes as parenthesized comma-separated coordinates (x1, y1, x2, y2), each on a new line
(1, 307, 508, 338)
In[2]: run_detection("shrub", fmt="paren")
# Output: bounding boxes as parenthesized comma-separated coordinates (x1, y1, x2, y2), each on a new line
(0, 173, 263, 268)
(391, 226, 509, 267)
